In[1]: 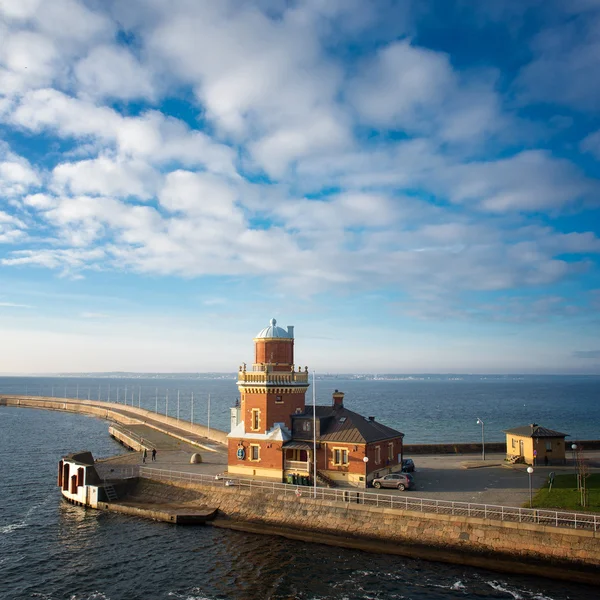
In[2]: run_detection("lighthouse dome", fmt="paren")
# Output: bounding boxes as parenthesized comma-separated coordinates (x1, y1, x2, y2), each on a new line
(255, 318, 292, 339)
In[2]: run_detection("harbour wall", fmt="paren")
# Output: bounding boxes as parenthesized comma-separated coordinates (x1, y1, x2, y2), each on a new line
(2, 395, 598, 453)
(0, 395, 228, 445)
(132, 478, 600, 585)
(405, 441, 600, 454)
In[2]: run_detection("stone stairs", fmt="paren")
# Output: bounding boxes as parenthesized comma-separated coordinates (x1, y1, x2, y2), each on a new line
(316, 470, 336, 488)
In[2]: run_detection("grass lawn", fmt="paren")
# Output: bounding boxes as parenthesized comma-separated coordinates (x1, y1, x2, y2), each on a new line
(532, 473, 600, 512)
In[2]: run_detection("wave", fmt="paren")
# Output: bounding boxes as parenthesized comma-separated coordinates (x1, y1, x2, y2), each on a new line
(487, 581, 557, 600)
(0, 521, 27, 535)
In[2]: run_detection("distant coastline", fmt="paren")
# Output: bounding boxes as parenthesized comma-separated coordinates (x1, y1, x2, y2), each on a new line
(2, 372, 600, 380)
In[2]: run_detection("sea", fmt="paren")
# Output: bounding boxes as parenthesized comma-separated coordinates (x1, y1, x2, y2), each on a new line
(1, 375, 599, 600)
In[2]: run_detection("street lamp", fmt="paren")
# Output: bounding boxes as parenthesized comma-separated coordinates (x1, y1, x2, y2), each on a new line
(571, 443, 577, 466)
(527, 466, 534, 508)
(476, 418, 485, 461)
(363, 456, 369, 487)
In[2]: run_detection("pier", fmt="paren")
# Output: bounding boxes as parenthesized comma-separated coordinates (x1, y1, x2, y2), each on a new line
(0, 394, 227, 448)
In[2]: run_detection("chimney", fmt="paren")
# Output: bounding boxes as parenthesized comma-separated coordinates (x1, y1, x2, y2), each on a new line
(287, 325, 294, 338)
(368, 416, 375, 422)
(332, 389, 344, 409)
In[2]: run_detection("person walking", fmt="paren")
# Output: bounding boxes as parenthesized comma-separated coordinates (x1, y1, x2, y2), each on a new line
(151, 448, 156, 462)
(142, 448, 147, 463)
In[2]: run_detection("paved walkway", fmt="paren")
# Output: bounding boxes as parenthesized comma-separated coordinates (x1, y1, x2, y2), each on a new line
(102, 419, 600, 508)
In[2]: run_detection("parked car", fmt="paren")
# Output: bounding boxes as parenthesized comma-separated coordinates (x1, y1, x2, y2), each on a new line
(402, 458, 415, 473)
(372, 473, 412, 490)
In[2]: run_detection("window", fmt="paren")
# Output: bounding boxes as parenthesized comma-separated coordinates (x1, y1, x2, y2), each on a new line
(332, 448, 348, 465)
(275, 395, 283, 403)
(250, 445, 260, 461)
(302, 420, 312, 432)
(546, 441, 552, 451)
(388, 443, 394, 461)
(251, 409, 260, 431)
(511, 438, 516, 449)
(375, 446, 381, 464)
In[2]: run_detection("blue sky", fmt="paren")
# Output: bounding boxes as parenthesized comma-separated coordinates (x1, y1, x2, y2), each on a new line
(1, 0, 600, 374)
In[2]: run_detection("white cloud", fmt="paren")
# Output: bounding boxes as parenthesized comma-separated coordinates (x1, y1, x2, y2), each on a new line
(348, 40, 507, 144)
(581, 128, 600, 158)
(52, 156, 160, 200)
(0, 0, 114, 96)
(0, 30, 59, 93)
(0, 209, 26, 243)
(516, 10, 600, 111)
(122, 0, 350, 175)
(159, 171, 242, 221)
(0, 143, 40, 196)
(8, 89, 238, 175)
(1, 247, 105, 271)
(0, 301, 32, 308)
(23, 193, 56, 209)
(438, 150, 597, 212)
(75, 45, 156, 101)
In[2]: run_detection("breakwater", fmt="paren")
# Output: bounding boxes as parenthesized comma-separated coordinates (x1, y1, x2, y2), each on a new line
(0, 395, 228, 445)
(127, 477, 600, 586)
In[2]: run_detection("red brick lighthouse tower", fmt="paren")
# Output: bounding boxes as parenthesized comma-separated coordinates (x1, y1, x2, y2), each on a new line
(227, 318, 309, 479)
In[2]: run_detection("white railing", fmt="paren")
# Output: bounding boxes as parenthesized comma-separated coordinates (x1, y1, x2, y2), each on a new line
(284, 460, 310, 471)
(138, 467, 599, 532)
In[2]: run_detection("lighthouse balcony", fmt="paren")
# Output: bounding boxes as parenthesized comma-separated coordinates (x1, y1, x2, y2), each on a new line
(237, 370, 309, 385)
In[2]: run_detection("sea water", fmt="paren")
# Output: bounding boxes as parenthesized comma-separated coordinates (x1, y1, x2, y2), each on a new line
(1, 376, 599, 599)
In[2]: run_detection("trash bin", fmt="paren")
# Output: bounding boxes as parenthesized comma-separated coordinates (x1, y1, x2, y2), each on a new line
(302, 476, 308, 486)
(292, 474, 298, 485)
(287, 474, 293, 485)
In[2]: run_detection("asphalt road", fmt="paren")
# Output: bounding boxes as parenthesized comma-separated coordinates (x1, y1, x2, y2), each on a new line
(104, 428, 599, 508)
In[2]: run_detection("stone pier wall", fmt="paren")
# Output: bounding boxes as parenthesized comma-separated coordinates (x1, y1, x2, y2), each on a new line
(134, 478, 600, 583)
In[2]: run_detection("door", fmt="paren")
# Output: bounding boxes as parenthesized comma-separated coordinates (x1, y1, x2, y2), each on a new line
(519, 440, 524, 456)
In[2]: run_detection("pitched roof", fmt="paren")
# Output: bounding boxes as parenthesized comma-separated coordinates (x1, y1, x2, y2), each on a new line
(295, 405, 404, 444)
(503, 424, 568, 438)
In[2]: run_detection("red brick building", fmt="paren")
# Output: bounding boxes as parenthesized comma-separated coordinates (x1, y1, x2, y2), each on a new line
(227, 319, 404, 487)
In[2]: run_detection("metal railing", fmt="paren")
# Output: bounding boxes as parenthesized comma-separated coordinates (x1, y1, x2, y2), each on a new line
(109, 423, 155, 450)
(138, 466, 599, 532)
(237, 370, 309, 385)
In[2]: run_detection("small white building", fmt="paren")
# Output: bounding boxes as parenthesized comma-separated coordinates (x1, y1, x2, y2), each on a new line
(58, 451, 103, 507)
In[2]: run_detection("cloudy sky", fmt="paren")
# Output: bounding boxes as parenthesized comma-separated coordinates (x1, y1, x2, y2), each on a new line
(1, 0, 599, 374)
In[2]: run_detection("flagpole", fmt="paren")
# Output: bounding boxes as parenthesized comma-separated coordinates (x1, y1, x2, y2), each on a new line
(191, 392, 194, 425)
(313, 370, 317, 499)
(207, 393, 211, 437)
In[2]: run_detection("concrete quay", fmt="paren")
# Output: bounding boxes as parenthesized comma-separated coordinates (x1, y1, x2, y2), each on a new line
(3, 394, 598, 507)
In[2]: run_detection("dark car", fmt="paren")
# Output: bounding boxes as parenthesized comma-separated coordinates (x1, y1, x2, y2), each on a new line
(402, 458, 415, 473)
(371, 473, 412, 490)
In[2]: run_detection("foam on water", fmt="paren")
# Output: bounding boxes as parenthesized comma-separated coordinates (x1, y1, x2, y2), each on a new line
(0, 521, 26, 535)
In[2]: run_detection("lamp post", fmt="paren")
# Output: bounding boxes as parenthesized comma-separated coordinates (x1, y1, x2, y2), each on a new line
(312, 371, 317, 499)
(476, 417, 485, 460)
(363, 456, 369, 487)
(571, 443, 577, 466)
(527, 466, 534, 508)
